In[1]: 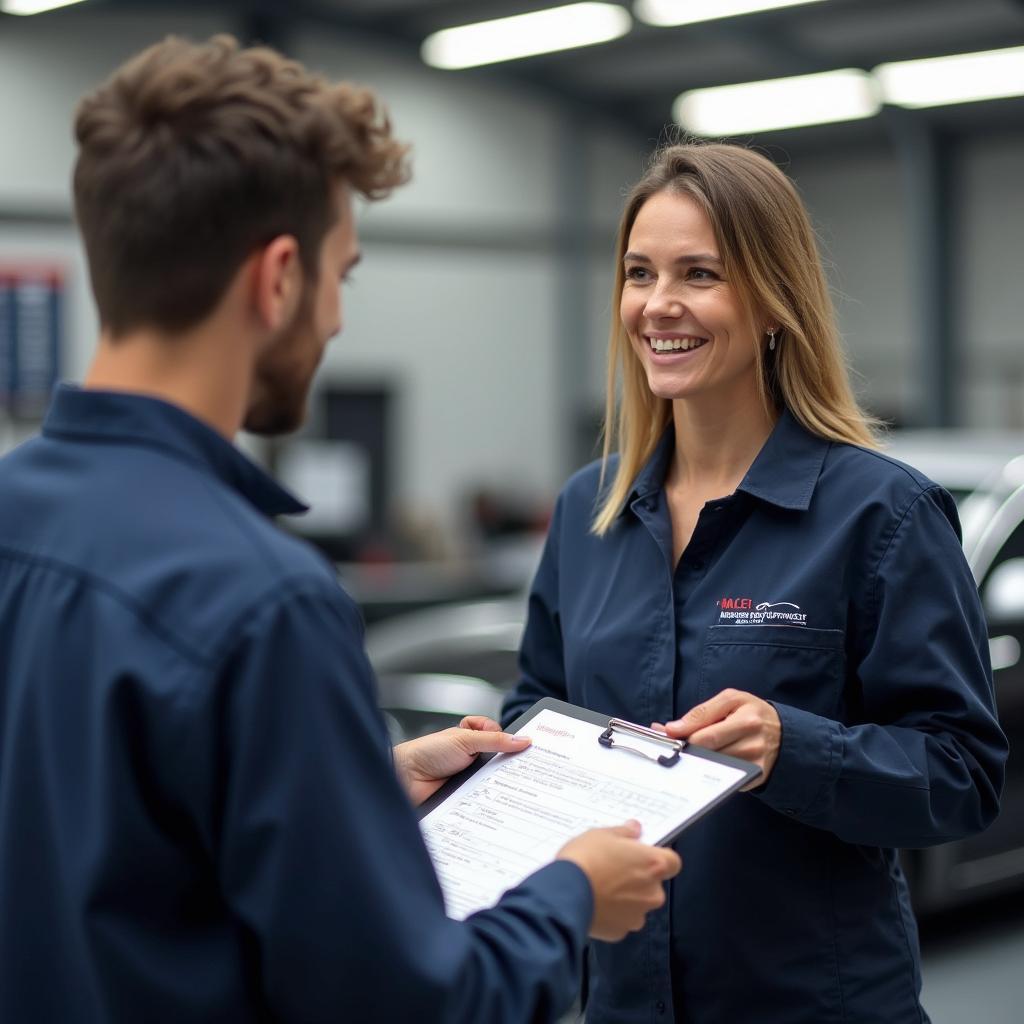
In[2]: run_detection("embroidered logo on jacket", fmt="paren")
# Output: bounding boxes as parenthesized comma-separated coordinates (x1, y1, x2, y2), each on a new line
(716, 598, 808, 625)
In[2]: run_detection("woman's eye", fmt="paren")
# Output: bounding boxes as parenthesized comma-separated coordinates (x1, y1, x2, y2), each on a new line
(688, 267, 717, 281)
(625, 266, 650, 281)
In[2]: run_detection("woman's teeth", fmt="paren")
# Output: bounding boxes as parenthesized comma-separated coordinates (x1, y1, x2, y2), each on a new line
(647, 336, 708, 353)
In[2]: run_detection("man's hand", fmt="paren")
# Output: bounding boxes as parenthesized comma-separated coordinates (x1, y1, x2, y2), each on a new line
(656, 688, 781, 790)
(557, 822, 682, 941)
(393, 716, 531, 806)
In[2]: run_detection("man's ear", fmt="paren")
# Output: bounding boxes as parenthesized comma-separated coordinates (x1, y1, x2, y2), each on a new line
(252, 235, 302, 331)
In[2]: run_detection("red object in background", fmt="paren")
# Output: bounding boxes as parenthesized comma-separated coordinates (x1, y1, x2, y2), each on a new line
(0, 264, 65, 416)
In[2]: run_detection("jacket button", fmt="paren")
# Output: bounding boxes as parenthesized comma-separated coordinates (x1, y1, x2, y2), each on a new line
(656, 1001, 666, 1014)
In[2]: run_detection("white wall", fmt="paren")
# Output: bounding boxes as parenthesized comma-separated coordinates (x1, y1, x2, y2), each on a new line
(788, 150, 915, 424)
(0, 10, 232, 206)
(293, 28, 641, 540)
(960, 135, 1024, 429)
(317, 243, 561, 532)
(788, 137, 1024, 430)
(583, 136, 647, 411)
(2, 9, 1023, 548)
(0, 12, 642, 548)
(296, 33, 564, 233)
(0, 9, 233, 448)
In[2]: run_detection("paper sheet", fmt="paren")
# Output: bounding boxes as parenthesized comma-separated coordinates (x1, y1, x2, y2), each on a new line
(419, 708, 747, 920)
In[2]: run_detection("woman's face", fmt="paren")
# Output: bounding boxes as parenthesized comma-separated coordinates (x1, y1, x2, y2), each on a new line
(620, 189, 761, 407)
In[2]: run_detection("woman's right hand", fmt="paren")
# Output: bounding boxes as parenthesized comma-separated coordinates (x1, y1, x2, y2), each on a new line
(557, 822, 682, 940)
(657, 688, 781, 790)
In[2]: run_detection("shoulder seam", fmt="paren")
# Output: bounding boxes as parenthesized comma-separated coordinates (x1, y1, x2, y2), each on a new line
(0, 544, 342, 671)
(0, 544, 213, 667)
(41, 434, 313, 578)
(209, 575, 352, 668)
(838, 443, 933, 487)
(43, 429, 220, 481)
(867, 484, 942, 621)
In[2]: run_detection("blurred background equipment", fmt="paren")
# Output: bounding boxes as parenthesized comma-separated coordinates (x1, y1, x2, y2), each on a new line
(367, 597, 525, 690)
(376, 671, 506, 743)
(0, 263, 63, 418)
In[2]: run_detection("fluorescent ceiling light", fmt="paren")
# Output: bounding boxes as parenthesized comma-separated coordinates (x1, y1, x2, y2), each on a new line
(876, 46, 1024, 109)
(675, 69, 880, 135)
(0, 0, 88, 13)
(421, 2, 631, 70)
(636, 0, 829, 28)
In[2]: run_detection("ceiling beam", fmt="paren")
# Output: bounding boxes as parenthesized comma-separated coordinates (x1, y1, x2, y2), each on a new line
(42, 0, 1024, 151)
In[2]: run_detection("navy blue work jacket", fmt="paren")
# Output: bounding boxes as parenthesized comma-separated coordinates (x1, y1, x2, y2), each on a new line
(504, 410, 1006, 1024)
(0, 385, 593, 1024)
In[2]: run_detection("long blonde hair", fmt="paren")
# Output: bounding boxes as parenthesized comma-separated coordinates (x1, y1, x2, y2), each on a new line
(592, 142, 881, 536)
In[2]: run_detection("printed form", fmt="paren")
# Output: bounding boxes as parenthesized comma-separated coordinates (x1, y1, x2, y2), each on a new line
(420, 708, 748, 920)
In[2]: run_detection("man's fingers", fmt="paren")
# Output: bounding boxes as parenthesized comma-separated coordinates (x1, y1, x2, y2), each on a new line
(458, 715, 503, 732)
(458, 729, 531, 755)
(606, 819, 642, 839)
(456, 717, 526, 753)
(653, 848, 682, 879)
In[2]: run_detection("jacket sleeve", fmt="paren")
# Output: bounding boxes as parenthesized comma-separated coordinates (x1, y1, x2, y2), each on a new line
(502, 496, 569, 728)
(754, 486, 1008, 847)
(195, 579, 592, 1024)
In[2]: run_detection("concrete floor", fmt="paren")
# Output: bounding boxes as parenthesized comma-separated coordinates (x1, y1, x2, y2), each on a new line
(920, 890, 1024, 1024)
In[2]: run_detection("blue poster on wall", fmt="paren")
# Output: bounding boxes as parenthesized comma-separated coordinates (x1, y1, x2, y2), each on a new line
(0, 265, 63, 418)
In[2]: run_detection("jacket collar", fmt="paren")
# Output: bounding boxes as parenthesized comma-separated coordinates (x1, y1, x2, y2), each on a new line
(42, 384, 307, 518)
(622, 407, 830, 516)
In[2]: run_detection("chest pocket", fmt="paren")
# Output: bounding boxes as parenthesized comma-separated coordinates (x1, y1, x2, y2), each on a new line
(699, 624, 846, 719)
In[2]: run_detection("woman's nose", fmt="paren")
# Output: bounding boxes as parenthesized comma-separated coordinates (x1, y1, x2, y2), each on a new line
(643, 285, 685, 320)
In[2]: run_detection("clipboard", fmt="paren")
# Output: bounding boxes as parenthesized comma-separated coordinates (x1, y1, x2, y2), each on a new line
(417, 698, 762, 919)
(417, 696, 761, 847)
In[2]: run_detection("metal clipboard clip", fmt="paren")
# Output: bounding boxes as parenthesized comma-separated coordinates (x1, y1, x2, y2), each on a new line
(598, 718, 684, 767)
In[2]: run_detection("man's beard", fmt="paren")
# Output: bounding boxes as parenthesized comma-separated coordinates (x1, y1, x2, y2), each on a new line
(244, 285, 318, 437)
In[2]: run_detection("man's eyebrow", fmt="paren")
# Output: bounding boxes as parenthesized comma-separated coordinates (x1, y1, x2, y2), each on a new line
(622, 251, 722, 265)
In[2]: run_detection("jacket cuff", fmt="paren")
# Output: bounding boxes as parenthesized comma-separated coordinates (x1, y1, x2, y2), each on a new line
(753, 701, 842, 819)
(511, 859, 594, 936)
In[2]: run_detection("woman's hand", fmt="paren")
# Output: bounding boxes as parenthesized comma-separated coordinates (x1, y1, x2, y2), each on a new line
(393, 716, 531, 806)
(656, 689, 781, 790)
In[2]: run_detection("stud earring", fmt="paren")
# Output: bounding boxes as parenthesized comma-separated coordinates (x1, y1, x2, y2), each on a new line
(767, 328, 777, 352)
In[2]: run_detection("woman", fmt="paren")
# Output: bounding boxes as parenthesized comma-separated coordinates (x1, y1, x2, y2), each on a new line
(502, 143, 1007, 1024)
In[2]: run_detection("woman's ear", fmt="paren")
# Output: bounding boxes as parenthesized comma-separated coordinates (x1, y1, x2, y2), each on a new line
(252, 235, 302, 331)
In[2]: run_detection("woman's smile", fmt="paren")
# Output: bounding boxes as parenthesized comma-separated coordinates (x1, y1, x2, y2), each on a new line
(644, 333, 712, 358)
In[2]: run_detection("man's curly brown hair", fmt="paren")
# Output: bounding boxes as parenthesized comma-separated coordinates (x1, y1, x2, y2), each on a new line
(73, 34, 410, 335)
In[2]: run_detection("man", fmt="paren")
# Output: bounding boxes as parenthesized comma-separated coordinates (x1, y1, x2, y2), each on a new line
(0, 34, 680, 1024)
